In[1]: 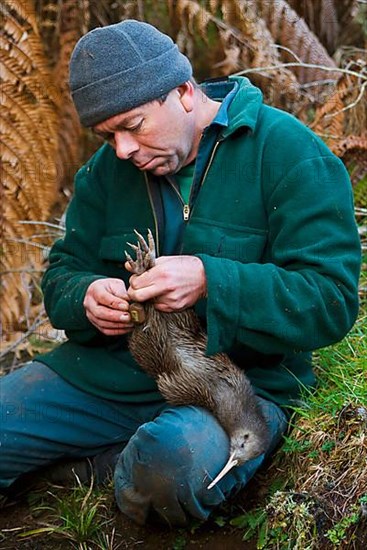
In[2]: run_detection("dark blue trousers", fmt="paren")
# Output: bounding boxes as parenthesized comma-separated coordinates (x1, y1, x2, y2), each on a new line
(0, 361, 288, 525)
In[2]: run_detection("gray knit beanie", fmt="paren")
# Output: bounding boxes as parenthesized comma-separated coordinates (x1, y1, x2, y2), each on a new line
(69, 20, 193, 127)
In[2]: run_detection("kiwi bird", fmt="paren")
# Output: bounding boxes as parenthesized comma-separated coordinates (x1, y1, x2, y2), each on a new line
(125, 230, 270, 489)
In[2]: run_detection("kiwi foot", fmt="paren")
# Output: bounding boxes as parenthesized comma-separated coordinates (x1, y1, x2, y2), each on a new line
(125, 229, 156, 275)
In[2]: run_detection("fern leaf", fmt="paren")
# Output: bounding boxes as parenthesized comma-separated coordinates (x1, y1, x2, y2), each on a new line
(254, 0, 338, 83)
(1, 0, 59, 338)
(287, 0, 339, 53)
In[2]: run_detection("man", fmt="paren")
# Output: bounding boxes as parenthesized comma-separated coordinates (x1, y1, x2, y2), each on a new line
(0, 20, 361, 526)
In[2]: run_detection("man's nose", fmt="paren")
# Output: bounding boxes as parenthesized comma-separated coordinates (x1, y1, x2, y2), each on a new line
(114, 132, 139, 160)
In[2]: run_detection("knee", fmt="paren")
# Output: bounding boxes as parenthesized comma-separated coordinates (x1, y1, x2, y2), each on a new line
(132, 405, 229, 485)
(114, 400, 288, 525)
(114, 406, 230, 525)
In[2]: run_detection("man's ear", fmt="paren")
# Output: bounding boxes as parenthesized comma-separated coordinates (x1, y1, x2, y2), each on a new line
(177, 81, 195, 112)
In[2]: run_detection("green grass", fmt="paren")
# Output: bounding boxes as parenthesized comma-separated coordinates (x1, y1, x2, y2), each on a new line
(18, 476, 115, 549)
(226, 306, 367, 549)
(304, 312, 366, 412)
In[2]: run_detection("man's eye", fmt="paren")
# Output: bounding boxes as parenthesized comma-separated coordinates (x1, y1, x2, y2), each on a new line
(127, 120, 143, 132)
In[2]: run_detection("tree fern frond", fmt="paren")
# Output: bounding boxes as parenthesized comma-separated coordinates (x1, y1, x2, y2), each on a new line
(220, 0, 302, 108)
(310, 67, 367, 172)
(51, 0, 84, 192)
(1, 0, 59, 337)
(254, 0, 338, 83)
(287, 0, 339, 54)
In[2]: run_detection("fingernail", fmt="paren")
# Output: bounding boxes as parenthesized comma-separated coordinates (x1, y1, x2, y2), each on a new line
(120, 313, 129, 320)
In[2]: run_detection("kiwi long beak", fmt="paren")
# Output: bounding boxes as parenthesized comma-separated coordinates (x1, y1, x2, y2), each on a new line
(207, 452, 239, 490)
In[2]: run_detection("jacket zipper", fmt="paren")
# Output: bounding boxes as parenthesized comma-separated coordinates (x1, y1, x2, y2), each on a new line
(166, 177, 191, 221)
(145, 140, 221, 236)
(183, 204, 190, 221)
(183, 140, 222, 221)
(144, 173, 160, 256)
(168, 140, 222, 222)
(200, 140, 221, 190)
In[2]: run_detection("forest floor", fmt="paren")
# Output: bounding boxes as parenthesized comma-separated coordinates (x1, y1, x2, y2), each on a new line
(0, 474, 264, 550)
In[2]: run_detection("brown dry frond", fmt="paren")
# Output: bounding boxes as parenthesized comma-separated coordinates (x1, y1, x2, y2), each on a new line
(52, 0, 84, 195)
(288, 0, 362, 51)
(221, 0, 301, 109)
(339, 135, 367, 187)
(287, 405, 367, 520)
(35, 0, 63, 66)
(175, 0, 212, 39)
(337, 0, 365, 49)
(1, 0, 60, 340)
(170, 0, 301, 110)
(168, 0, 220, 74)
(1, 0, 365, 346)
(334, 0, 359, 26)
(309, 56, 367, 181)
(254, 0, 338, 83)
(334, 134, 367, 161)
(309, 79, 348, 150)
(287, 0, 339, 53)
(88, 0, 123, 28)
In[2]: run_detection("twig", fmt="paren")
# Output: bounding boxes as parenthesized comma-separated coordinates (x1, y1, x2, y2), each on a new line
(301, 79, 337, 89)
(271, 43, 302, 64)
(0, 312, 48, 359)
(314, 133, 348, 140)
(7, 238, 50, 251)
(1, 269, 45, 275)
(21, 233, 62, 240)
(234, 63, 367, 81)
(19, 220, 65, 230)
(325, 80, 367, 118)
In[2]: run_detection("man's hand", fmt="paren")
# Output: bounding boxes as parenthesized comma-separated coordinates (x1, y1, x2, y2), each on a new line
(126, 256, 207, 312)
(83, 278, 133, 335)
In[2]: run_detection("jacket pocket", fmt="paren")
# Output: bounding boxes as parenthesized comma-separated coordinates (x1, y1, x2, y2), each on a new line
(183, 217, 268, 263)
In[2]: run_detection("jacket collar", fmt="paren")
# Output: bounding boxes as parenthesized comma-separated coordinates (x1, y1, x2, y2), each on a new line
(200, 76, 263, 137)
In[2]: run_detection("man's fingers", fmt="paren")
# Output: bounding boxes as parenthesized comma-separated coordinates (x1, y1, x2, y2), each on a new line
(95, 287, 129, 309)
(86, 279, 129, 309)
(107, 278, 129, 296)
(128, 271, 155, 290)
(91, 319, 134, 330)
(127, 286, 155, 303)
(128, 269, 168, 302)
(126, 255, 206, 310)
(93, 324, 133, 336)
(87, 305, 131, 323)
(84, 279, 134, 335)
(87, 312, 134, 330)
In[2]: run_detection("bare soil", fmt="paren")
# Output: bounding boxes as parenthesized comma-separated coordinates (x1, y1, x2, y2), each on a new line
(0, 478, 263, 550)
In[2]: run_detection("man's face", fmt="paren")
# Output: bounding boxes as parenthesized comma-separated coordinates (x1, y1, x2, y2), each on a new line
(93, 85, 196, 176)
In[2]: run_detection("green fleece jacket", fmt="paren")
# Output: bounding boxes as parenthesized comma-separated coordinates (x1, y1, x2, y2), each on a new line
(38, 77, 361, 408)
